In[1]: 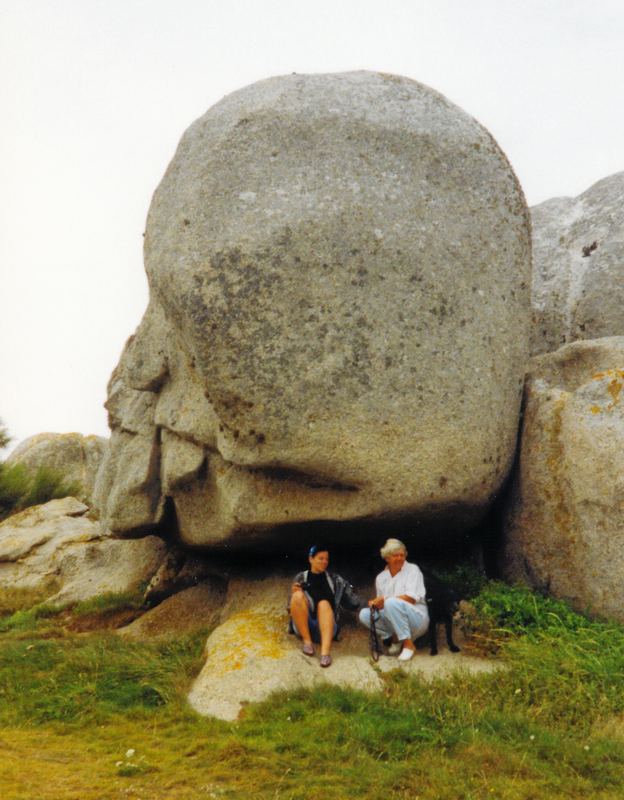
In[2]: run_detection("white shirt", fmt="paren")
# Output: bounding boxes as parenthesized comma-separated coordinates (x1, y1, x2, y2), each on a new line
(375, 561, 427, 606)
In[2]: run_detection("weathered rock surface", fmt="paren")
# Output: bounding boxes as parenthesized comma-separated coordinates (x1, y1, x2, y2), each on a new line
(7, 432, 108, 505)
(96, 70, 531, 546)
(0, 498, 167, 605)
(142, 545, 220, 605)
(188, 576, 497, 720)
(502, 337, 624, 621)
(118, 581, 225, 640)
(531, 172, 624, 355)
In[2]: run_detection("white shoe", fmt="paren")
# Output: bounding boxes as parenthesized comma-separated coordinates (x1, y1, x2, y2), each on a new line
(387, 642, 402, 656)
(398, 647, 415, 662)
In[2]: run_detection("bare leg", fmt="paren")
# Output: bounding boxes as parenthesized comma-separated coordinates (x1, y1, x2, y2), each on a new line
(317, 599, 335, 656)
(290, 590, 312, 645)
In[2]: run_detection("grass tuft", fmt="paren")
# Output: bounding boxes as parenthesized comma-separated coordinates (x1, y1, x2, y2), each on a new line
(70, 590, 146, 617)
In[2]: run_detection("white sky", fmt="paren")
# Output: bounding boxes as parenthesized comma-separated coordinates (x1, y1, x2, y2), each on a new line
(1, 0, 623, 451)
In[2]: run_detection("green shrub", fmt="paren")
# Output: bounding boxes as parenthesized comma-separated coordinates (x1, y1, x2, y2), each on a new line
(0, 462, 31, 518)
(0, 419, 10, 450)
(472, 581, 598, 636)
(0, 462, 82, 521)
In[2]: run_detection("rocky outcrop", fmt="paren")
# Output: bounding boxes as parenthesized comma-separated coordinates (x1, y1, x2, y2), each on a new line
(95, 71, 531, 547)
(502, 337, 624, 621)
(0, 498, 167, 605)
(7, 432, 108, 505)
(187, 576, 494, 720)
(141, 545, 220, 605)
(118, 581, 226, 640)
(531, 172, 624, 355)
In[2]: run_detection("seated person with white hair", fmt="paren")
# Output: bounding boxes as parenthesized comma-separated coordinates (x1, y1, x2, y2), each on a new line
(359, 538, 429, 662)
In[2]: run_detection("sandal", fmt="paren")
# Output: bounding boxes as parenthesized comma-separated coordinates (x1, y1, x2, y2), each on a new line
(320, 654, 332, 668)
(302, 642, 314, 657)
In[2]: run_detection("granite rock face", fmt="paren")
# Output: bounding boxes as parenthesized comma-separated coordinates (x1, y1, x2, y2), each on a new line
(531, 172, 624, 355)
(502, 338, 624, 622)
(96, 71, 531, 546)
(0, 498, 167, 606)
(7, 432, 108, 505)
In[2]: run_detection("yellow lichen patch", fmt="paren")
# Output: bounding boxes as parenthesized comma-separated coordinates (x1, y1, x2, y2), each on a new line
(206, 610, 287, 676)
(544, 397, 574, 543)
(588, 369, 624, 412)
(607, 377, 623, 405)
(591, 368, 624, 382)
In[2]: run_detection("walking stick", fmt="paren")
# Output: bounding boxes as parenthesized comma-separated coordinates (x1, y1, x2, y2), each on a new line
(369, 606, 382, 662)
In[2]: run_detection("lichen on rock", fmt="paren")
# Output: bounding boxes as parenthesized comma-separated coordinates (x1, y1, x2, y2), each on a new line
(502, 337, 624, 622)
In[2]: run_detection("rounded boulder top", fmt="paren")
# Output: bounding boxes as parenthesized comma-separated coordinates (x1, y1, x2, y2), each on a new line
(99, 71, 532, 545)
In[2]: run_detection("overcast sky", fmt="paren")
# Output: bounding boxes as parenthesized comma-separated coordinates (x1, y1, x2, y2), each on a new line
(2, 0, 623, 452)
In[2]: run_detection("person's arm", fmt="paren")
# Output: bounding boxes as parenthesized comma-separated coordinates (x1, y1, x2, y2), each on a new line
(369, 573, 385, 609)
(402, 564, 426, 604)
(288, 572, 305, 611)
(291, 571, 305, 594)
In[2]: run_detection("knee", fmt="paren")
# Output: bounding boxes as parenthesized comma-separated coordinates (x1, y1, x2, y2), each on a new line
(291, 590, 307, 609)
(359, 608, 371, 627)
(317, 600, 334, 617)
(384, 597, 401, 611)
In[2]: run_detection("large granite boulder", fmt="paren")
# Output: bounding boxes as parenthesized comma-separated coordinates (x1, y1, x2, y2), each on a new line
(0, 497, 167, 606)
(95, 70, 531, 546)
(7, 432, 108, 505)
(531, 172, 624, 355)
(501, 337, 624, 622)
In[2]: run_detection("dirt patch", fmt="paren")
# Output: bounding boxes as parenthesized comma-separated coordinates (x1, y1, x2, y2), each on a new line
(60, 607, 145, 633)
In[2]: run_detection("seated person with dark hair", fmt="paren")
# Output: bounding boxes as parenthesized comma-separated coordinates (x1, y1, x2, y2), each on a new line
(288, 544, 361, 668)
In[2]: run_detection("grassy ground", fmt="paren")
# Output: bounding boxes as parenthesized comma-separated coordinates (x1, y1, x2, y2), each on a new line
(1, 584, 624, 799)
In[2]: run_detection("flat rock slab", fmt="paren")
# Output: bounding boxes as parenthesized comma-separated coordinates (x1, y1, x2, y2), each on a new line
(0, 498, 90, 561)
(188, 577, 499, 720)
(189, 616, 498, 721)
(374, 650, 501, 680)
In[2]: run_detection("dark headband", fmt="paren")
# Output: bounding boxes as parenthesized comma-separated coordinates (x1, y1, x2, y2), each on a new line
(309, 544, 329, 558)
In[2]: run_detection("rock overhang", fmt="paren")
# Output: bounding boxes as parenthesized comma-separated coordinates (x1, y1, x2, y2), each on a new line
(95, 70, 532, 547)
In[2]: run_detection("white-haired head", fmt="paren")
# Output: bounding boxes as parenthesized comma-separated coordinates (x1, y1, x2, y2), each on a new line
(380, 538, 407, 560)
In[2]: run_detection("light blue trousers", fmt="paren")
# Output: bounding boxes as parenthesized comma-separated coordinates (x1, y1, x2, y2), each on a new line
(359, 598, 429, 642)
